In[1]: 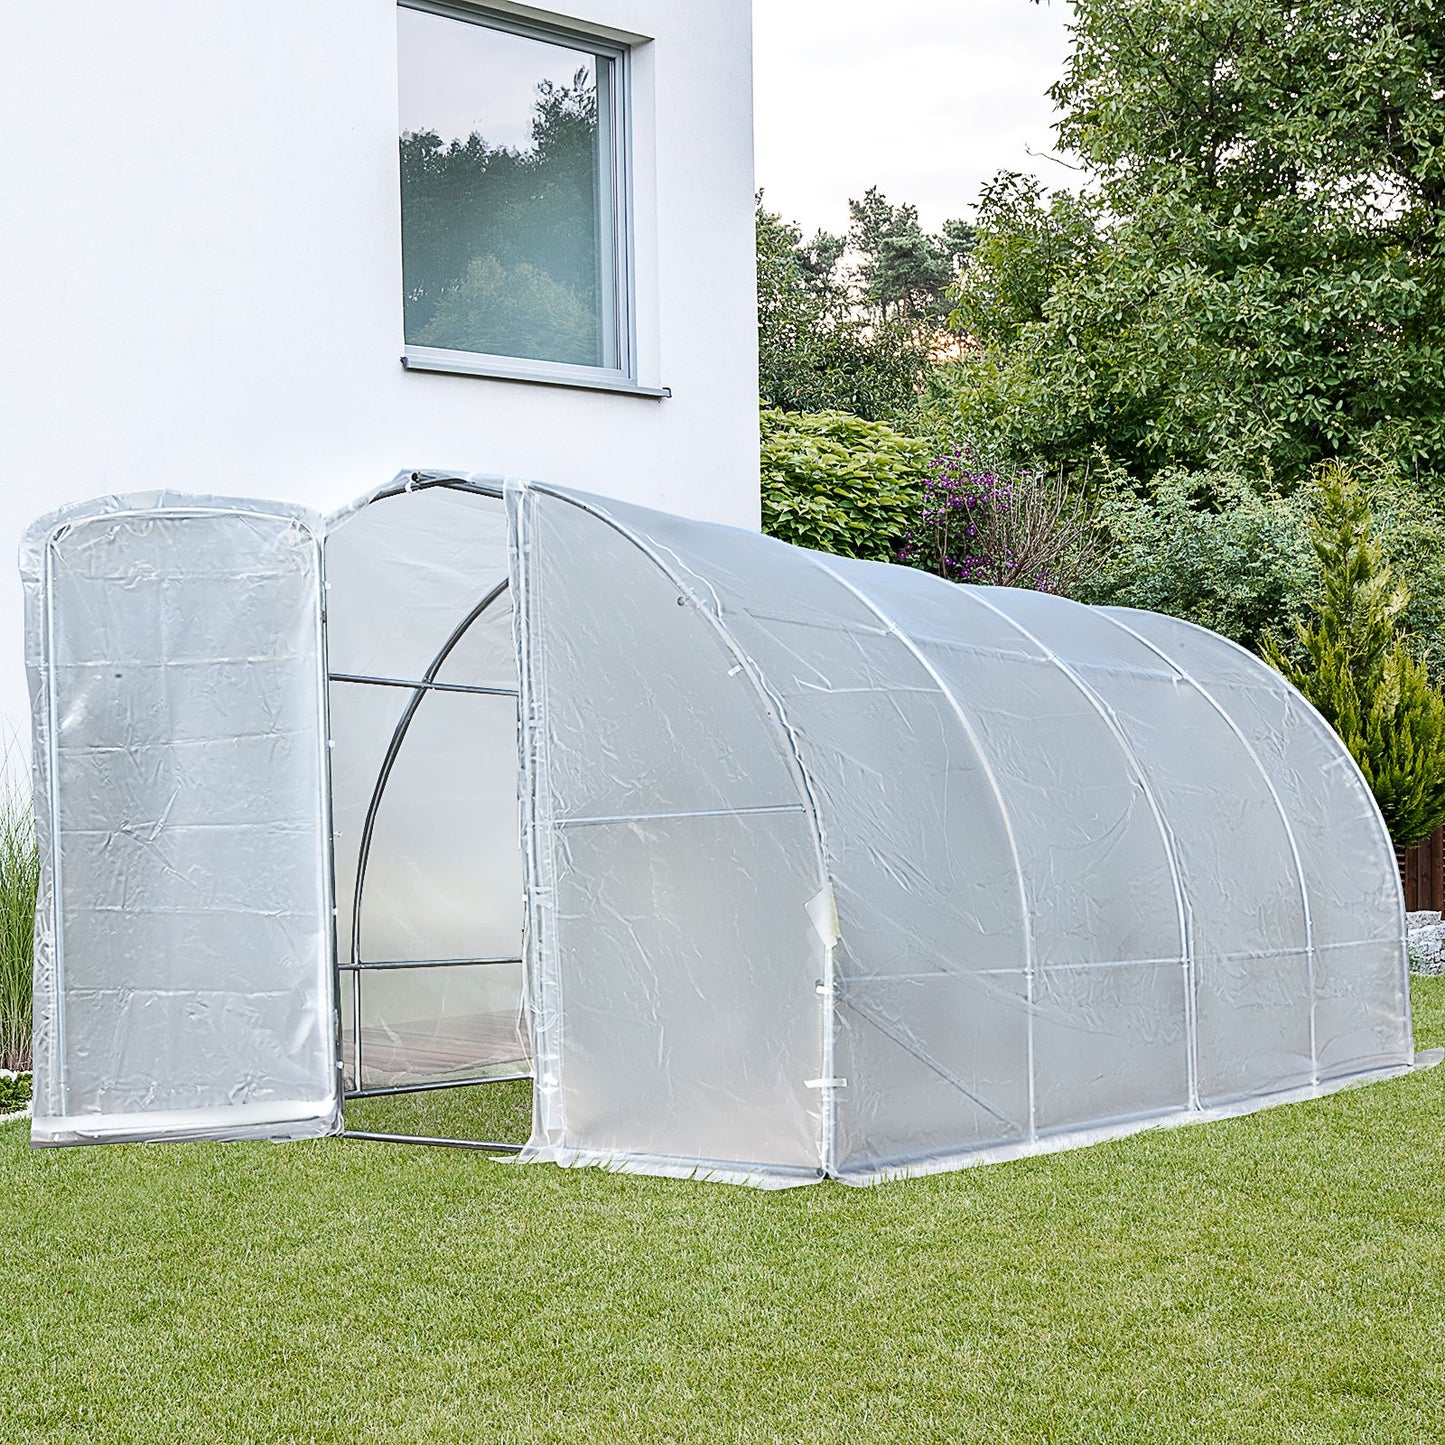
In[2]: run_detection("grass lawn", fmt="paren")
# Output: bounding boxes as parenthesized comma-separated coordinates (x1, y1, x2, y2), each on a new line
(3, 983, 1444, 1444)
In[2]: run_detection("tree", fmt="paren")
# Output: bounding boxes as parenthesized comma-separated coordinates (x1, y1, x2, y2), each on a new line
(847, 187, 974, 328)
(1264, 463, 1445, 845)
(757, 191, 976, 423)
(941, 0, 1445, 488)
(948, 173, 1098, 351)
(757, 198, 931, 422)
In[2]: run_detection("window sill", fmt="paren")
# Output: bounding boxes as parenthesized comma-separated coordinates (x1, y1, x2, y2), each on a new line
(401, 349, 670, 398)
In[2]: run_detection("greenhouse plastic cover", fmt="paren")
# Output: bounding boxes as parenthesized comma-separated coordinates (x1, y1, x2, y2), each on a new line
(22, 494, 339, 1145)
(20, 474, 1436, 1181)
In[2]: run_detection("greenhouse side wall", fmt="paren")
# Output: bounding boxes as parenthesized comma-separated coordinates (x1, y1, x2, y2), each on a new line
(518, 485, 1422, 1185)
(818, 564, 1195, 1171)
(1101, 608, 1412, 1082)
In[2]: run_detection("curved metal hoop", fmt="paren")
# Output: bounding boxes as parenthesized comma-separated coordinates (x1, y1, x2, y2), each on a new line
(347, 576, 513, 968)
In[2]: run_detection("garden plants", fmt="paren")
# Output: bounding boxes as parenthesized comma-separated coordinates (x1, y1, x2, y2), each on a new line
(1264, 462, 1445, 845)
(0, 774, 36, 1073)
(760, 406, 929, 560)
(897, 449, 1097, 594)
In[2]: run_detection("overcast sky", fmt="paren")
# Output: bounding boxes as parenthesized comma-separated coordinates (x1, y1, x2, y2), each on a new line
(753, 0, 1077, 239)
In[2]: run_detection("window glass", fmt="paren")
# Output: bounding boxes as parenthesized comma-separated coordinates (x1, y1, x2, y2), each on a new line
(398, 4, 620, 369)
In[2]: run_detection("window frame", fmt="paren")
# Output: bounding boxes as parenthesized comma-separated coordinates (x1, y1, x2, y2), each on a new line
(397, 0, 660, 396)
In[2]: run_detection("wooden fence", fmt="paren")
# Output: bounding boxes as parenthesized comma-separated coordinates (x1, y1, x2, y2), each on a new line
(1398, 825, 1445, 913)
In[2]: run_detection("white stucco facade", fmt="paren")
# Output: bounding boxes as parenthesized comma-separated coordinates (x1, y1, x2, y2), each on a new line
(0, 0, 759, 741)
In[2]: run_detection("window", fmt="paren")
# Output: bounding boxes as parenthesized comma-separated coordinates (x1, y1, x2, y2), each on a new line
(397, 1, 636, 388)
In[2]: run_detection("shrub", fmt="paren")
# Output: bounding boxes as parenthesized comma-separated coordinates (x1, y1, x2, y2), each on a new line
(1078, 465, 1317, 655)
(0, 1071, 31, 1113)
(0, 776, 37, 1074)
(760, 407, 929, 561)
(898, 450, 1098, 594)
(1078, 456, 1445, 671)
(1263, 462, 1445, 846)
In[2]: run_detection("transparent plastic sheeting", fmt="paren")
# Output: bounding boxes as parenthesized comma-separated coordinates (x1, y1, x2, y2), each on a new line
(21, 475, 1432, 1177)
(324, 484, 526, 1094)
(21, 496, 340, 1145)
(508, 479, 1431, 1187)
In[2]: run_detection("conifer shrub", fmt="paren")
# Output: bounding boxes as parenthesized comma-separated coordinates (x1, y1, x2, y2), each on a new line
(0, 1071, 31, 1113)
(1264, 462, 1445, 847)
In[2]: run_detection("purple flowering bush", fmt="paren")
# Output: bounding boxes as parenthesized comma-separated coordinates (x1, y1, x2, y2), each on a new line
(899, 450, 1096, 594)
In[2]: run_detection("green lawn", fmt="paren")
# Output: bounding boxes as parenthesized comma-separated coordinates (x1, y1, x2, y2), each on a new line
(4, 982, 1445, 1444)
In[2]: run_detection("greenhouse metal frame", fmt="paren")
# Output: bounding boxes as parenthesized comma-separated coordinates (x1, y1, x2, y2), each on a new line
(19, 472, 1437, 1186)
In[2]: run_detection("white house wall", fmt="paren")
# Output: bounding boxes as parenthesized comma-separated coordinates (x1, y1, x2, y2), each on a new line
(0, 0, 758, 741)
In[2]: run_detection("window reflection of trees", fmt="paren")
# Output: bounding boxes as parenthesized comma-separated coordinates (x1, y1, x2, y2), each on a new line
(400, 69, 604, 366)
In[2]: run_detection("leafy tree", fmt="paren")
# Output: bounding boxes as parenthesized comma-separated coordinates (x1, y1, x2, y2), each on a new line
(947, 172, 1100, 351)
(760, 407, 929, 559)
(942, 0, 1445, 488)
(1264, 463, 1445, 845)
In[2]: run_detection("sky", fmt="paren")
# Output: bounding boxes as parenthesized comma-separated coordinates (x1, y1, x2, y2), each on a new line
(753, 0, 1077, 239)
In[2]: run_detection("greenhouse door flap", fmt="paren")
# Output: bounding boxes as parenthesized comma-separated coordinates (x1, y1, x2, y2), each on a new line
(22, 496, 341, 1146)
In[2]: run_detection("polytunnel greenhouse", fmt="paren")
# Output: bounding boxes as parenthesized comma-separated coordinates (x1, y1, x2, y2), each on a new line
(20, 473, 1433, 1185)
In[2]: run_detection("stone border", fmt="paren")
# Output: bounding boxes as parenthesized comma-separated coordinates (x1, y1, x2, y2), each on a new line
(1407, 912, 1445, 976)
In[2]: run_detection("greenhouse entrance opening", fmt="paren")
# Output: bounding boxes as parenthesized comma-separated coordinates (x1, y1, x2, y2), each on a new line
(326, 479, 532, 1153)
